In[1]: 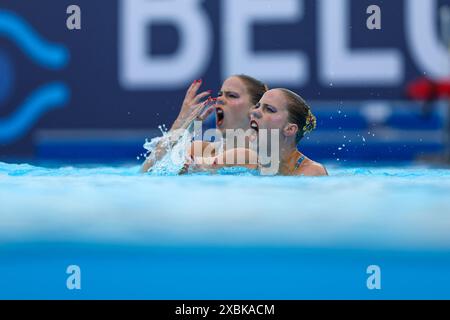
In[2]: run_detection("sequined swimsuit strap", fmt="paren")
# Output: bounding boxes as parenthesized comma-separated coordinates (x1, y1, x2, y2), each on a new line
(294, 154, 306, 170)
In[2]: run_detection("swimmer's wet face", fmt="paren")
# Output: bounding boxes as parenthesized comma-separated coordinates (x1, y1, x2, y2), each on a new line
(249, 89, 297, 146)
(216, 76, 253, 132)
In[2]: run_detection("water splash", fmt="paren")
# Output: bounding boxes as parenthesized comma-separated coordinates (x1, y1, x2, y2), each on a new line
(142, 125, 194, 176)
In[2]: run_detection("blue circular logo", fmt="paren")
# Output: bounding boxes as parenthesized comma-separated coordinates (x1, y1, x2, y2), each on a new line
(0, 50, 14, 104)
(0, 49, 14, 106)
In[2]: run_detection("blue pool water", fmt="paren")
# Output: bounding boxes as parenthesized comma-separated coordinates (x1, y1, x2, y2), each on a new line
(0, 161, 449, 299)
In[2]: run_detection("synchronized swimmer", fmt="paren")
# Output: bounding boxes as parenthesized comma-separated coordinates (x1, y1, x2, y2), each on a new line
(141, 75, 327, 176)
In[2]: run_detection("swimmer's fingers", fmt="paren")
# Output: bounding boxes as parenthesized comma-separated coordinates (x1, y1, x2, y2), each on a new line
(197, 105, 215, 121)
(194, 97, 217, 119)
(191, 98, 212, 117)
(178, 81, 199, 118)
(184, 80, 197, 100)
(189, 102, 204, 117)
(184, 79, 203, 102)
(179, 81, 210, 120)
(177, 102, 204, 129)
(192, 90, 212, 105)
(178, 97, 215, 129)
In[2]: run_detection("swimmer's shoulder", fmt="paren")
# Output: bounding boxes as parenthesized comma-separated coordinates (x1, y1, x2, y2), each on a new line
(294, 158, 328, 176)
(189, 141, 218, 157)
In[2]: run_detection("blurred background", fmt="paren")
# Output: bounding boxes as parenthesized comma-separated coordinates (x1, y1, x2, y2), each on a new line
(0, 0, 449, 165)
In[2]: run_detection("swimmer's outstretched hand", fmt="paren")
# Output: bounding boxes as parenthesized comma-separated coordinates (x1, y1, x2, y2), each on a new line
(175, 97, 217, 131)
(172, 79, 212, 130)
(194, 97, 217, 121)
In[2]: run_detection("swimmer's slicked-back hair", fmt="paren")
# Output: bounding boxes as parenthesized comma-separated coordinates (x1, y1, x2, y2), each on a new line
(278, 88, 317, 143)
(234, 74, 269, 106)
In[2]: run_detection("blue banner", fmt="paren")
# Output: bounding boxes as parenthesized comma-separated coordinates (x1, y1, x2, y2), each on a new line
(0, 0, 448, 160)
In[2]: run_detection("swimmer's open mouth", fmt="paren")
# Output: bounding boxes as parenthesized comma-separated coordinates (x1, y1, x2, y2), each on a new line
(250, 120, 259, 132)
(216, 107, 224, 126)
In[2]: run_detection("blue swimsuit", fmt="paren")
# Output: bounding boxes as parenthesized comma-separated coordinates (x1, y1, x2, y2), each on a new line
(294, 154, 306, 170)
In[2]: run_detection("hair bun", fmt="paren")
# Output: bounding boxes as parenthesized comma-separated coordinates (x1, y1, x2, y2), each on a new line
(302, 109, 317, 135)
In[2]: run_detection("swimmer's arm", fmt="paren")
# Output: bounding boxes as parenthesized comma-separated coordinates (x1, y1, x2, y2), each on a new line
(187, 148, 258, 173)
(142, 106, 215, 174)
(189, 141, 216, 159)
(142, 81, 212, 173)
(140, 127, 190, 173)
(216, 148, 258, 169)
(140, 138, 169, 173)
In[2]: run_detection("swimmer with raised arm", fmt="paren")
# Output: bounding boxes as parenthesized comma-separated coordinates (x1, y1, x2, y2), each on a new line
(141, 75, 267, 173)
(186, 88, 328, 176)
